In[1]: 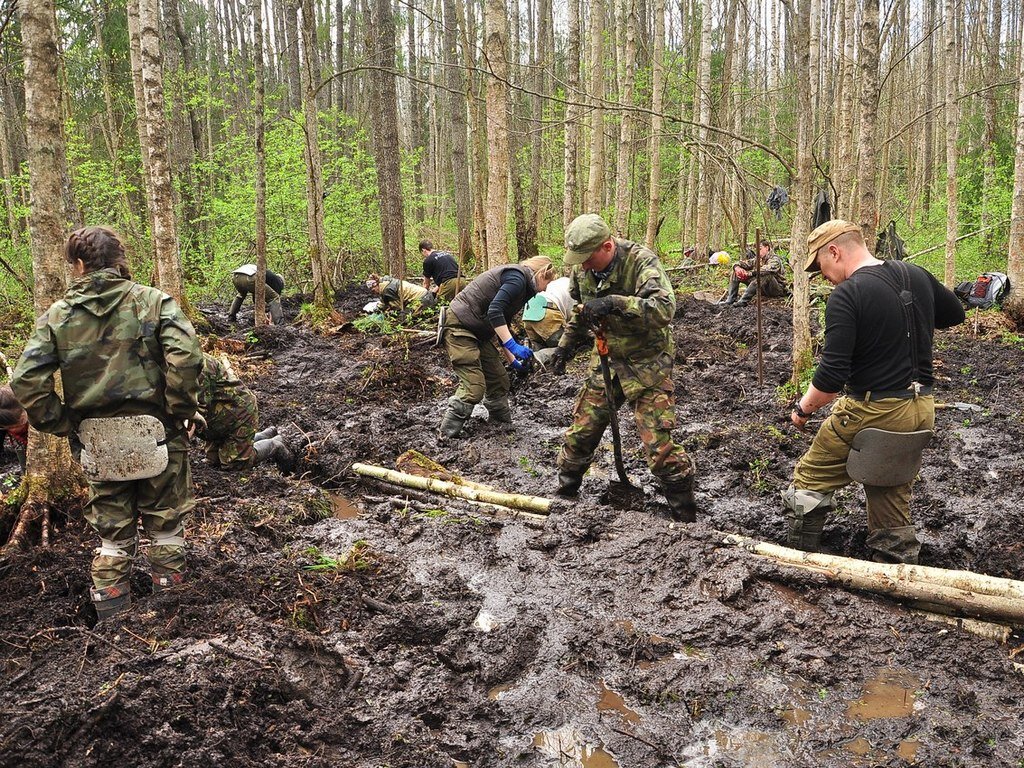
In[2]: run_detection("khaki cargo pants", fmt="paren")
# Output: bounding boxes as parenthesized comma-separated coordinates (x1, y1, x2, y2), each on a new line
(793, 395, 935, 532)
(436, 277, 468, 302)
(86, 443, 194, 589)
(443, 323, 509, 405)
(525, 307, 566, 348)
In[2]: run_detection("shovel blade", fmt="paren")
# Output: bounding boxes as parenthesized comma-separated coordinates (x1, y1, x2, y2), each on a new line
(601, 479, 646, 509)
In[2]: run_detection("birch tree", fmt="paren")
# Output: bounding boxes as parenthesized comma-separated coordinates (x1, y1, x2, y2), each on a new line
(484, 0, 510, 267)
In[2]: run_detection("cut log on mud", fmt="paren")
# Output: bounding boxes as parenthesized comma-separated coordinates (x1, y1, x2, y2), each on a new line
(395, 450, 493, 491)
(352, 462, 551, 514)
(722, 534, 1024, 625)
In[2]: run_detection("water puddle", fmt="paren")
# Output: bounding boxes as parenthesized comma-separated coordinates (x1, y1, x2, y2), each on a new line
(328, 493, 360, 520)
(898, 740, 920, 760)
(682, 726, 788, 767)
(781, 705, 810, 726)
(846, 669, 920, 720)
(532, 727, 619, 767)
(596, 680, 640, 725)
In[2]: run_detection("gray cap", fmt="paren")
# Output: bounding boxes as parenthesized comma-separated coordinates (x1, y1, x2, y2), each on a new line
(564, 214, 612, 266)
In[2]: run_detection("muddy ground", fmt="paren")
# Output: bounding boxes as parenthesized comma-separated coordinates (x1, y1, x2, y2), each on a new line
(1, 286, 1023, 767)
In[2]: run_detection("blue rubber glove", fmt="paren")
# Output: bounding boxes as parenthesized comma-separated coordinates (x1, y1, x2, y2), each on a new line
(502, 337, 534, 362)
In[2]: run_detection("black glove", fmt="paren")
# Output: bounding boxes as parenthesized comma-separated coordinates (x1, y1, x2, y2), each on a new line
(579, 296, 621, 328)
(550, 346, 571, 375)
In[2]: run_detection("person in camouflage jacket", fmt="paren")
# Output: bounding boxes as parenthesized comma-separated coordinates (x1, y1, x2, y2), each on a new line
(197, 353, 291, 470)
(549, 214, 697, 521)
(12, 226, 203, 619)
(717, 240, 788, 307)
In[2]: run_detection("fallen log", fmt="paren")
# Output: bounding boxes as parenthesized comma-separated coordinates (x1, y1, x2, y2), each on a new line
(721, 533, 1024, 625)
(395, 449, 493, 491)
(353, 463, 551, 514)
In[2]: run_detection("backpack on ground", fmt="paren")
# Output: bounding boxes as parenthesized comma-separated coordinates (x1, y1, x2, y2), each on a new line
(954, 272, 1010, 309)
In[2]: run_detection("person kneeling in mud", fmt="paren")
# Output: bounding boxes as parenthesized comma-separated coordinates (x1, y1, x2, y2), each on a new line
(0, 385, 28, 473)
(197, 353, 292, 471)
(229, 264, 286, 325)
(522, 275, 573, 368)
(717, 240, 788, 307)
(366, 273, 437, 316)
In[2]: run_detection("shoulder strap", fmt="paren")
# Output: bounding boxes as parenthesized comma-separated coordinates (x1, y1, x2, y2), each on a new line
(857, 262, 921, 384)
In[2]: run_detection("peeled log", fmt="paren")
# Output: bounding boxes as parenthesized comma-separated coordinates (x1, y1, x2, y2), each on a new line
(722, 534, 1024, 625)
(352, 463, 551, 514)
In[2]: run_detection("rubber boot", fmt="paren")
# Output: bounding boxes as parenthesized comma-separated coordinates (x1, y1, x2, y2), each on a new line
(715, 282, 739, 306)
(268, 299, 284, 325)
(254, 435, 294, 468)
(482, 396, 513, 426)
(254, 425, 278, 441)
(734, 282, 758, 307)
(781, 486, 833, 552)
(91, 584, 131, 620)
(661, 476, 697, 522)
(152, 571, 186, 593)
(866, 526, 921, 564)
(556, 468, 585, 498)
(439, 398, 475, 438)
(227, 294, 244, 323)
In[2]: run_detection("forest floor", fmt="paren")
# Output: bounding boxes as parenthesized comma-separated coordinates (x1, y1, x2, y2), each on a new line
(1, 282, 1023, 768)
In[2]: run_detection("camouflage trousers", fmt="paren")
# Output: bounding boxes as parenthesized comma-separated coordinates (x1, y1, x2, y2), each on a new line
(436, 277, 468, 302)
(85, 446, 194, 589)
(558, 373, 692, 482)
(202, 387, 259, 470)
(444, 323, 509, 405)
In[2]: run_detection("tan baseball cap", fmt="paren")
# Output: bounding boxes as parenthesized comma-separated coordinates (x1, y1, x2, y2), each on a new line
(804, 220, 861, 272)
(564, 214, 612, 266)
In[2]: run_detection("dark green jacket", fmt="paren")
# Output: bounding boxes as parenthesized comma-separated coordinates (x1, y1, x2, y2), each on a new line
(12, 269, 203, 436)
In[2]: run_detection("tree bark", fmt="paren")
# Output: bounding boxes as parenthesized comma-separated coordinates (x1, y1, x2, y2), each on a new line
(562, 0, 582, 229)
(364, 0, 407, 277)
(693, 0, 711, 259)
(1007, 0, 1024, 318)
(943, 0, 959, 286)
(790, 0, 815, 385)
(644, 0, 665, 248)
(612, 0, 637, 236)
(443, 0, 474, 264)
(857, 0, 880, 250)
(254, 0, 268, 326)
(285, 0, 303, 113)
(484, 0, 511, 267)
(585, 0, 606, 213)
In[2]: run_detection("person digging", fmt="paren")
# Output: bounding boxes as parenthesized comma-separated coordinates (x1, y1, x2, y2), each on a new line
(785, 220, 965, 564)
(549, 214, 697, 522)
(228, 264, 285, 325)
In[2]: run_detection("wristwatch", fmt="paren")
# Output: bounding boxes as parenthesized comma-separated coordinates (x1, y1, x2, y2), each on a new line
(793, 402, 811, 419)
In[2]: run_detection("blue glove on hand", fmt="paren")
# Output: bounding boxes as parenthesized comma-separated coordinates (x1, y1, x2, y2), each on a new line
(502, 337, 534, 362)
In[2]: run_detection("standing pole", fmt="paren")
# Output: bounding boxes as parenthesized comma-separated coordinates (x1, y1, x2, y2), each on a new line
(755, 227, 764, 386)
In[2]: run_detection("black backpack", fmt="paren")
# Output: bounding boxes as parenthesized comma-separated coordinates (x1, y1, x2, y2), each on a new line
(954, 272, 1010, 309)
(875, 220, 907, 261)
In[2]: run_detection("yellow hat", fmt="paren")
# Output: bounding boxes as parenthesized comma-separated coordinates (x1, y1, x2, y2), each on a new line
(805, 220, 862, 272)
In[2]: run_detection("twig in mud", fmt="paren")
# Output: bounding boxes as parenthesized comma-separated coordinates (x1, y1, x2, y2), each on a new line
(344, 667, 364, 694)
(360, 593, 398, 614)
(611, 726, 660, 750)
(30, 625, 131, 658)
(290, 420, 315, 449)
(208, 639, 273, 666)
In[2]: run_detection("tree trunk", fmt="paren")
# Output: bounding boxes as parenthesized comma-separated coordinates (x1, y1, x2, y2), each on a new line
(299, 0, 334, 303)
(484, 0, 511, 267)
(943, 0, 959, 286)
(586, 0, 606, 212)
(132, 0, 186, 304)
(693, 0, 712, 259)
(8, 0, 85, 552)
(285, 0, 303, 113)
(443, 0, 474, 265)
(612, 0, 637, 236)
(857, 0, 880, 250)
(334, 0, 344, 114)
(562, 0, 582, 229)
(1006, 1, 1024, 319)
(407, 0, 424, 223)
(254, 0, 268, 326)
(791, 0, 815, 384)
(644, 0, 666, 248)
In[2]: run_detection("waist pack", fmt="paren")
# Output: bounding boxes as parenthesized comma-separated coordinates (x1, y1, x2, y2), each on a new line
(954, 272, 1009, 309)
(78, 415, 169, 482)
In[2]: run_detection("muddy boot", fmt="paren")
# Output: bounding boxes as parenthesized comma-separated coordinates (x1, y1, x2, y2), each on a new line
(152, 571, 186, 593)
(734, 282, 758, 307)
(439, 397, 475, 438)
(268, 298, 284, 325)
(781, 486, 833, 552)
(254, 435, 294, 469)
(661, 475, 697, 522)
(866, 526, 921, 564)
(715, 282, 739, 306)
(91, 584, 131, 620)
(482, 396, 513, 427)
(556, 468, 585, 498)
(254, 425, 278, 441)
(227, 294, 244, 323)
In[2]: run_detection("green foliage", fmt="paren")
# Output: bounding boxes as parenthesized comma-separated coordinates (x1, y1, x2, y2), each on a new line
(302, 541, 379, 573)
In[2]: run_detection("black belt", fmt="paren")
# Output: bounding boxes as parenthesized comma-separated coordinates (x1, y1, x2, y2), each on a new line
(846, 385, 932, 401)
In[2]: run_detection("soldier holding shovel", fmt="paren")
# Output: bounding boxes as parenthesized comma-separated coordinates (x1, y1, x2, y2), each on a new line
(550, 214, 697, 521)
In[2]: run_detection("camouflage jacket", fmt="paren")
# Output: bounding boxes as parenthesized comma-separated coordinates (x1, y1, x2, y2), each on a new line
(559, 240, 677, 397)
(197, 353, 257, 439)
(12, 269, 203, 437)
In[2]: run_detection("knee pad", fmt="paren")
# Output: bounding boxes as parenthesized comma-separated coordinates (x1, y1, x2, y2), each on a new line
(96, 537, 137, 559)
(781, 486, 835, 517)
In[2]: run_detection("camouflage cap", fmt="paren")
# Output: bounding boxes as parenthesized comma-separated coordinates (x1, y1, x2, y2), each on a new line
(564, 214, 612, 266)
(804, 220, 861, 272)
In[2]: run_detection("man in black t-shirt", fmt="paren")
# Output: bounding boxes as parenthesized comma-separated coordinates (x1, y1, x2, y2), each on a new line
(419, 240, 467, 301)
(784, 220, 964, 564)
